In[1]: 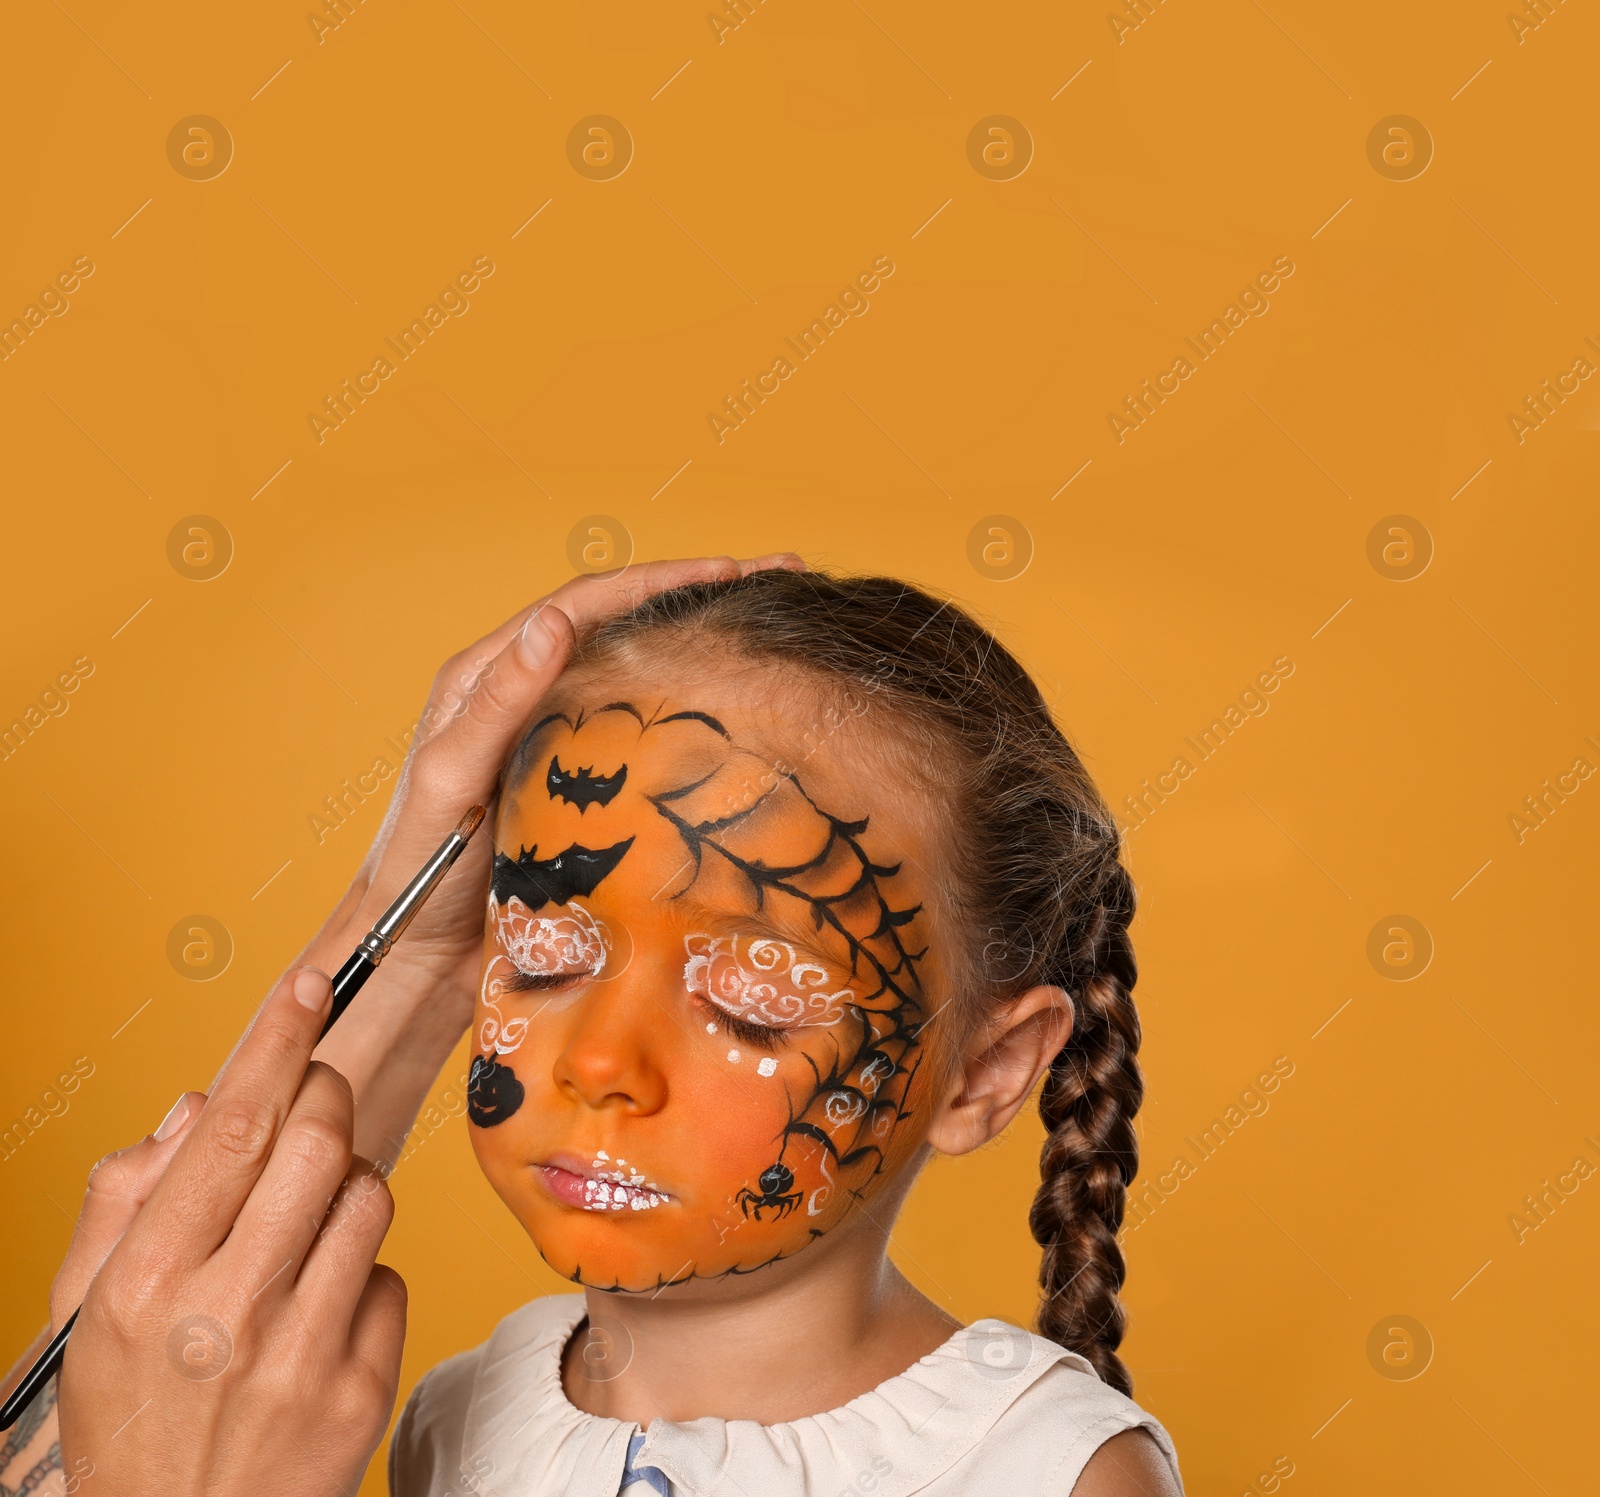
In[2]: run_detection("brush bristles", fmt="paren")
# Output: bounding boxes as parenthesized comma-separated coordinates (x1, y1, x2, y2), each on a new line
(456, 804, 487, 839)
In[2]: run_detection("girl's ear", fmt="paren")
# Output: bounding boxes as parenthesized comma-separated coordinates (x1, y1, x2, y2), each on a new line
(925, 985, 1074, 1156)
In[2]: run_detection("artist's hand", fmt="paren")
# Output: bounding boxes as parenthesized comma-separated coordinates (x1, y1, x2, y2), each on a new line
(0, 1094, 208, 1497)
(56, 968, 401, 1497)
(303, 554, 804, 1162)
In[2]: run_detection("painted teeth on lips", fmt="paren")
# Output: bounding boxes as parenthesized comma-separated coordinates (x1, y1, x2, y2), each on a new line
(583, 1176, 668, 1212)
(585, 1148, 670, 1211)
(539, 1150, 672, 1212)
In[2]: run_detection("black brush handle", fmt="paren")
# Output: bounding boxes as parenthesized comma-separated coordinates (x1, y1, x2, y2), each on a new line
(0, 1309, 77, 1430)
(320, 949, 377, 1040)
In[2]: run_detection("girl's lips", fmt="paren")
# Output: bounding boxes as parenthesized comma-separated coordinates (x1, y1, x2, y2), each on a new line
(537, 1152, 672, 1213)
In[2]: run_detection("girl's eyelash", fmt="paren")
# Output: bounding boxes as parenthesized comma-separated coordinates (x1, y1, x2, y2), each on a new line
(504, 971, 588, 994)
(699, 999, 789, 1051)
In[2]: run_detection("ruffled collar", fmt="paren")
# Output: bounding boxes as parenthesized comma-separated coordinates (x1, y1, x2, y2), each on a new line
(459, 1294, 1085, 1497)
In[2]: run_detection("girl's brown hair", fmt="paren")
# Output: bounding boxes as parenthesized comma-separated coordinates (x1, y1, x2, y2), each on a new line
(579, 568, 1144, 1395)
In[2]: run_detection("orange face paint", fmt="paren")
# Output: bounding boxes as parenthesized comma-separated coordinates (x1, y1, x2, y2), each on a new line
(467, 691, 936, 1290)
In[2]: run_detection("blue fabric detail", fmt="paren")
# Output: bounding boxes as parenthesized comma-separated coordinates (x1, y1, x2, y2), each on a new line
(619, 1431, 674, 1497)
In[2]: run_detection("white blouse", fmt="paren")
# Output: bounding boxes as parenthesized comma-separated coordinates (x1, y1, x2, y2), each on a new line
(389, 1294, 1183, 1497)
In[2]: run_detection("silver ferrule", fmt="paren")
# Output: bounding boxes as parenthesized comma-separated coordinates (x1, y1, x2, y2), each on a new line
(356, 929, 394, 963)
(360, 830, 469, 968)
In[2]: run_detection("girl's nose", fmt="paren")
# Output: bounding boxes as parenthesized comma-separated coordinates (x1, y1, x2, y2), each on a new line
(550, 980, 667, 1115)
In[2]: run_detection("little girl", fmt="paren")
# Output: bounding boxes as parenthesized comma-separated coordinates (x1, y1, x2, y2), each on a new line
(391, 571, 1183, 1496)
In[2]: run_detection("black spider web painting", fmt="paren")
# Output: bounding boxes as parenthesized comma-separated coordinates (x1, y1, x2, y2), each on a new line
(648, 759, 929, 1231)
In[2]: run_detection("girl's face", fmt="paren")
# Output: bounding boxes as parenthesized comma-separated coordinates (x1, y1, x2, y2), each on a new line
(467, 664, 945, 1291)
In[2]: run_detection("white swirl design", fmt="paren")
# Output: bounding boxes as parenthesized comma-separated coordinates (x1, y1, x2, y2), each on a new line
(478, 897, 609, 1056)
(496, 896, 608, 975)
(682, 933, 854, 1031)
(823, 1090, 866, 1127)
(859, 1054, 895, 1096)
(807, 1152, 835, 1218)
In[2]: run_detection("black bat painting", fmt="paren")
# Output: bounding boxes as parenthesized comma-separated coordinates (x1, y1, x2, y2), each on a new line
(547, 755, 627, 811)
(489, 837, 634, 911)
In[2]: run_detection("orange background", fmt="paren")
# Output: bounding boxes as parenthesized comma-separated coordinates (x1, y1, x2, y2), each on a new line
(4, 1, 1597, 1492)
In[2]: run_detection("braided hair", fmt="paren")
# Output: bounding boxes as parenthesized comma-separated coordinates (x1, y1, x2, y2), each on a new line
(580, 568, 1144, 1394)
(1029, 862, 1141, 1394)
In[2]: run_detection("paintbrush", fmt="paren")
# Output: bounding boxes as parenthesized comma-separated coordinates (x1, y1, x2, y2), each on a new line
(0, 803, 488, 1431)
(322, 803, 486, 1037)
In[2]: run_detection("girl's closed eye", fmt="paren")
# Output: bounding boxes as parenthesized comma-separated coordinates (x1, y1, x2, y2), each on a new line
(696, 993, 791, 1051)
(682, 931, 855, 1050)
(501, 968, 592, 994)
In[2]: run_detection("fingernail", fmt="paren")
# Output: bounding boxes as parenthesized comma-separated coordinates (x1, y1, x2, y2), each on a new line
(752, 551, 807, 571)
(155, 1094, 191, 1140)
(517, 608, 557, 669)
(294, 968, 332, 1011)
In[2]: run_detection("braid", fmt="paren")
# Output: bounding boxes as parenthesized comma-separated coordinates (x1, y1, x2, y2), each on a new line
(577, 568, 1147, 1393)
(1030, 860, 1142, 1395)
